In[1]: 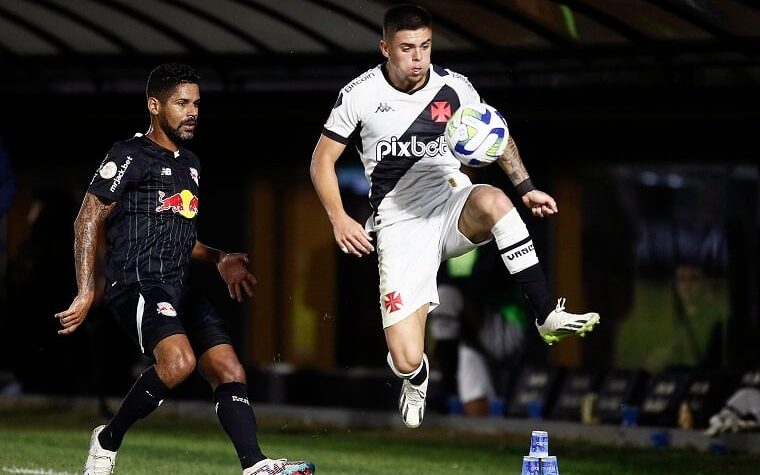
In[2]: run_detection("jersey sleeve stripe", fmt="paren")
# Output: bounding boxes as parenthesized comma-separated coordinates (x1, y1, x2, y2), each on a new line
(322, 127, 350, 144)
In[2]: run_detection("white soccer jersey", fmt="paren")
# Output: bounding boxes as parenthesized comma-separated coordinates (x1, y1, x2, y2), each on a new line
(323, 64, 481, 230)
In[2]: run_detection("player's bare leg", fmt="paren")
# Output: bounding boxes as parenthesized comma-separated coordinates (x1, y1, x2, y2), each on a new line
(385, 306, 430, 428)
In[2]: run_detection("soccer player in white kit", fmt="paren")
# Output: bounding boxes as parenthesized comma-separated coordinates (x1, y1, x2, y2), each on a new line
(310, 4, 600, 428)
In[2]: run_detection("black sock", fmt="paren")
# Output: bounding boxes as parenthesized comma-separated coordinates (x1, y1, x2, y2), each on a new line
(98, 366, 169, 451)
(512, 263, 555, 325)
(492, 209, 554, 325)
(214, 382, 265, 469)
(409, 358, 428, 386)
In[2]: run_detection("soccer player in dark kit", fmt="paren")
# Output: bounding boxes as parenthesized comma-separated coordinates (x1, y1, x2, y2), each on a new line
(56, 63, 315, 475)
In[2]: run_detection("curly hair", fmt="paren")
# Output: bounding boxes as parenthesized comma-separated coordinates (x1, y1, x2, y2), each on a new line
(146, 63, 200, 102)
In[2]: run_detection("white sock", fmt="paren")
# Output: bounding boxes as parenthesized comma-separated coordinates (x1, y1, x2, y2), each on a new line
(387, 352, 425, 379)
(492, 208, 539, 274)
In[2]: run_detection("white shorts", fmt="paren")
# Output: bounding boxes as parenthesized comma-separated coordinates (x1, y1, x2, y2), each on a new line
(376, 184, 490, 328)
(457, 343, 495, 404)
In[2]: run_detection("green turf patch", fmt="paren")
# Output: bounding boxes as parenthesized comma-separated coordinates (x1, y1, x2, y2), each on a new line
(1, 407, 758, 474)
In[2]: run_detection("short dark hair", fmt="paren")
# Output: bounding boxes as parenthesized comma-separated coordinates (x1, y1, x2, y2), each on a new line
(383, 4, 431, 38)
(146, 63, 200, 102)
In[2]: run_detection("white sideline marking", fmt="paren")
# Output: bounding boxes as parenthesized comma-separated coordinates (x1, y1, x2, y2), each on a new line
(2, 467, 75, 475)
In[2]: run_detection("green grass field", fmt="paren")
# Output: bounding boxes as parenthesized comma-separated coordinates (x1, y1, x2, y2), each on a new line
(1, 406, 758, 475)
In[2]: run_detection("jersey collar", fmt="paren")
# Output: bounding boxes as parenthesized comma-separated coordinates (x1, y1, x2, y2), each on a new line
(136, 132, 182, 158)
(381, 63, 431, 95)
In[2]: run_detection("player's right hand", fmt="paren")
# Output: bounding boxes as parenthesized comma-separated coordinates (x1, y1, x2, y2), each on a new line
(332, 213, 374, 257)
(55, 292, 94, 335)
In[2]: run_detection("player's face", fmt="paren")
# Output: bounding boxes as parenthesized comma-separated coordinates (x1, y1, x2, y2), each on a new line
(156, 83, 200, 143)
(381, 27, 432, 91)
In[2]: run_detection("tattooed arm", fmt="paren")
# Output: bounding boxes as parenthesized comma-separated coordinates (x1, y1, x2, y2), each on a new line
(497, 136, 531, 186)
(497, 136, 558, 218)
(55, 193, 115, 335)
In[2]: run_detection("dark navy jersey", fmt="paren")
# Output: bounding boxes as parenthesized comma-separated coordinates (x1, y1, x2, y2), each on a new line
(88, 133, 201, 291)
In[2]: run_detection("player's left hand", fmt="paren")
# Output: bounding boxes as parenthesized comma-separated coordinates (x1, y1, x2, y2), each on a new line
(55, 291, 94, 336)
(217, 253, 257, 302)
(522, 189, 558, 218)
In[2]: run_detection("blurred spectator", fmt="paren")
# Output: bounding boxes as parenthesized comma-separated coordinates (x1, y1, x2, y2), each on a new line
(614, 262, 727, 374)
(429, 246, 530, 416)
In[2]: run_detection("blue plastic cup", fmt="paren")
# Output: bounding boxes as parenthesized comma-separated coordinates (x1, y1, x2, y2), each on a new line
(529, 430, 549, 458)
(521, 456, 541, 475)
(541, 455, 560, 474)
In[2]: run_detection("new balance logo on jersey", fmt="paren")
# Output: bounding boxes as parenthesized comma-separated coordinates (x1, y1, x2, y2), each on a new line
(375, 102, 394, 113)
(161, 167, 172, 176)
(376, 135, 449, 161)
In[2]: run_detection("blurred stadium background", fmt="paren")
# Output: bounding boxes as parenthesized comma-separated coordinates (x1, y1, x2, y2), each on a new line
(0, 1, 759, 473)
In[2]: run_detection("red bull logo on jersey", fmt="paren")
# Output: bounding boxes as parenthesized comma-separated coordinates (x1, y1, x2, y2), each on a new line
(384, 291, 404, 313)
(156, 302, 177, 317)
(156, 189, 199, 219)
(376, 135, 449, 161)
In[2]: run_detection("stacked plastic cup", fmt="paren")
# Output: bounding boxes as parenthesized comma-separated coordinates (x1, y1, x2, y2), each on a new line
(521, 431, 560, 475)
(521, 456, 541, 475)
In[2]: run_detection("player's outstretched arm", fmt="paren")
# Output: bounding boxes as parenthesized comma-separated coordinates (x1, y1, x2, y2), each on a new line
(310, 134, 374, 257)
(497, 136, 558, 218)
(192, 241, 256, 302)
(55, 193, 115, 335)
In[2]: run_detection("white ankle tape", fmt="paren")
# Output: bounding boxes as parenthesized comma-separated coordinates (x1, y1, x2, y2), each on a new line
(492, 208, 539, 274)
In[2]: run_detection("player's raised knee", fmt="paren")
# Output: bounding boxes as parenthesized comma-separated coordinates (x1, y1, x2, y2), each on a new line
(470, 186, 513, 220)
(389, 350, 423, 375)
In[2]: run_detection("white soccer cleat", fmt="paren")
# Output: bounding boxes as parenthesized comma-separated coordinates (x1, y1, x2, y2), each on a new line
(83, 425, 117, 475)
(243, 458, 315, 475)
(535, 298, 600, 345)
(398, 354, 429, 429)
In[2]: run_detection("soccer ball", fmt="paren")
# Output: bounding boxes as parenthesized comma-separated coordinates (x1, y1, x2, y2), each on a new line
(445, 103, 509, 167)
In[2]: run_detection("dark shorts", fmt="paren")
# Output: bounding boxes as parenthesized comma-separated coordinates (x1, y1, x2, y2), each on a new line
(107, 281, 231, 358)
